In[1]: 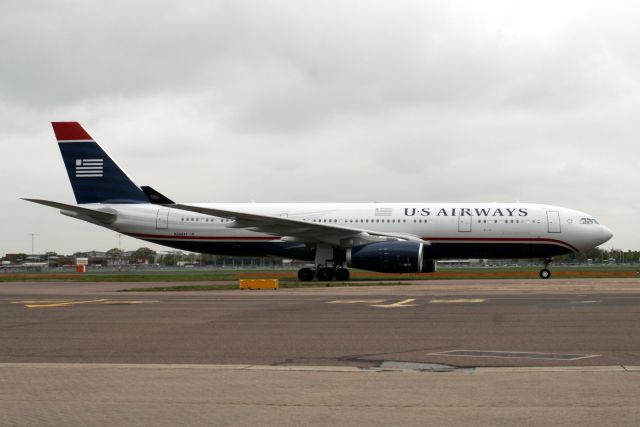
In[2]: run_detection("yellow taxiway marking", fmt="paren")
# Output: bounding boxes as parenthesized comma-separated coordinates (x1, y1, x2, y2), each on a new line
(429, 298, 486, 304)
(12, 299, 158, 308)
(23, 299, 108, 308)
(370, 298, 417, 308)
(328, 299, 387, 304)
(11, 300, 71, 304)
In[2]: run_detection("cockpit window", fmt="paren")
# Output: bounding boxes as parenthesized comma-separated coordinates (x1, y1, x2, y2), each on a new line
(580, 218, 599, 225)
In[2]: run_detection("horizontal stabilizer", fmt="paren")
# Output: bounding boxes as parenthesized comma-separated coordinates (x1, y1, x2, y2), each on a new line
(141, 186, 175, 204)
(22, 198, 117, 224)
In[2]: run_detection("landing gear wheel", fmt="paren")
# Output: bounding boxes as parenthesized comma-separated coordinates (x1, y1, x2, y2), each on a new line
(316, 267, 335, 281)
(298, 267, 315, 282)
(334, 268, 350, 281)
(539, 269, 551, 279)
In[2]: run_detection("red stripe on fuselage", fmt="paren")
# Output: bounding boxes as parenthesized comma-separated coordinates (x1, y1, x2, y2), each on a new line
(421, 237, 579, 253)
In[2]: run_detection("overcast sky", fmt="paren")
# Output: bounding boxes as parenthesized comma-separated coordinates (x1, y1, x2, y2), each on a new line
(1, 0, 638, 255)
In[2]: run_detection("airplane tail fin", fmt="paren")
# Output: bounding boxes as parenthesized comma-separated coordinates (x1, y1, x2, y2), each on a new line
(52, 122, 148, 204)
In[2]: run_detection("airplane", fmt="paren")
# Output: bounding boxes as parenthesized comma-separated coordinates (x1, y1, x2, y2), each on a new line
(24, 122, 613, 281)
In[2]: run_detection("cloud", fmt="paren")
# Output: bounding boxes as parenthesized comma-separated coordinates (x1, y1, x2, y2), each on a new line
(1, 0, 639, 253)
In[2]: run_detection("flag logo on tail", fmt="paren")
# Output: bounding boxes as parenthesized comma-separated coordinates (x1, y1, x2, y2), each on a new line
(75, 158, 103, 178)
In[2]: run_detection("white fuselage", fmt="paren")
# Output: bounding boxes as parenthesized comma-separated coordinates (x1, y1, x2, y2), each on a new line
(80, 202, 612, 260)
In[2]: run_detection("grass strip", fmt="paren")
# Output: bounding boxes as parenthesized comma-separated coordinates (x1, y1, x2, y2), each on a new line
(2, 267, 638, 283)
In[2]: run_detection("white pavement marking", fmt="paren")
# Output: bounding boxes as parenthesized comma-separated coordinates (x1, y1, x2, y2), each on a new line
(327, 299, 386, 304)
(429, 349, 600, 361)
(429, 298, 486, 304)
(370, 298, 417, 308)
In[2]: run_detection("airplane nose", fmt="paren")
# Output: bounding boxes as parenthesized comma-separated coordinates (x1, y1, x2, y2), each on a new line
(598, 225, 613, 245)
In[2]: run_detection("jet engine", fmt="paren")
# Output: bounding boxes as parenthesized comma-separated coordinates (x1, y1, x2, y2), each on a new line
(346, 241, 423, 273)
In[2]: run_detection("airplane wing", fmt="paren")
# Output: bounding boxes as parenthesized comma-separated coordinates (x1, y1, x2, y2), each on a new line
(169, 203, 425, 246)
(22, 198, 117, 224)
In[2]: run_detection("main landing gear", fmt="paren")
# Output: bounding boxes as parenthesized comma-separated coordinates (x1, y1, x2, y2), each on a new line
(300, 244, 351, 282)
(297, 267, 315, 282)
(297, 266, 351, 282)
(539, 258, 553, 279)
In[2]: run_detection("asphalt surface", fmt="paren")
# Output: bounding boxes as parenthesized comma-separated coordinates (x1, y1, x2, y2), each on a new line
(1, 278, 640, 367)
(2, 278, 640, 426)
(2, 363, 640, 427)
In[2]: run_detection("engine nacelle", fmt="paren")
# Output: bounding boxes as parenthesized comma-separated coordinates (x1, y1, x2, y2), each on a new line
(346, 241, 423, 273)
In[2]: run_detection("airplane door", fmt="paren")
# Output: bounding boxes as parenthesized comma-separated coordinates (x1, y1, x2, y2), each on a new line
(156, 208, 170, 230)
(547, 211, 561, 233)
(458, 213, 472, 232)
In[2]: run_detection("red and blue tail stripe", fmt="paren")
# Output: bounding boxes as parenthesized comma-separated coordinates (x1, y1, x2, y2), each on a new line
(52, 122, 148, 204)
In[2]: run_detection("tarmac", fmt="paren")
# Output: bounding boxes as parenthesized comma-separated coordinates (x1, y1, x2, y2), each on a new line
(1, 278, 640, 425)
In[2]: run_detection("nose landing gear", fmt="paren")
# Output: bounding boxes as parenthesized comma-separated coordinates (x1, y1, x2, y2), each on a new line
(539, 258, 553, 279)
